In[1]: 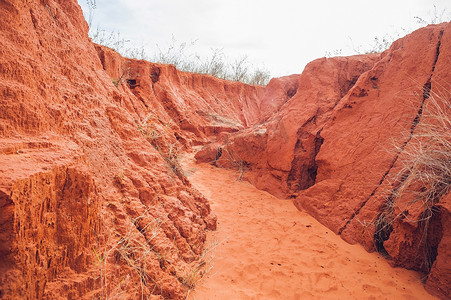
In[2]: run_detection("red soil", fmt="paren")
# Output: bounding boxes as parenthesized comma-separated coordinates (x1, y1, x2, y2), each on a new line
(184, 153, 437, 299)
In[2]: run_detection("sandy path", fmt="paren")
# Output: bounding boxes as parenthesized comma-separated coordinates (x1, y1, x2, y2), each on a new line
(181, 155, 437, 300)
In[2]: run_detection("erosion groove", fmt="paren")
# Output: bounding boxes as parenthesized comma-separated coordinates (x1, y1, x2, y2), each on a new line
(338, 27, 446, 238)
(371, 29, 445, 251)
(287, 127, 324, 195)
(337, 125, 415, 237)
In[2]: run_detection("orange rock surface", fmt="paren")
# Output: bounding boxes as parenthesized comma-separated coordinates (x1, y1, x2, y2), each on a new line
(196, 22, 451, 299)
(95, 44, 266, 144)
(196, 23, 451, 298)
(0, 0, 262, 298)
(200, 54, 379, 198)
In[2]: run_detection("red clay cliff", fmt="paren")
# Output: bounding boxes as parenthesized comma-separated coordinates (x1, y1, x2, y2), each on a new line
(0, 0, 262, 298)
(197, 22, 451, 299)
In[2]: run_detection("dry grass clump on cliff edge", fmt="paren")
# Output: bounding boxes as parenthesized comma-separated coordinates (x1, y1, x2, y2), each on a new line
(326, 5, 450, 57)
(393, 89, 451, 208)
(375, 85, 450, 270)
(154, 38, 271, 85)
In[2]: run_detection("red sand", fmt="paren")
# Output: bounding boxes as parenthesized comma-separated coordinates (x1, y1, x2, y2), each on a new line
(182, 153, 437, 300)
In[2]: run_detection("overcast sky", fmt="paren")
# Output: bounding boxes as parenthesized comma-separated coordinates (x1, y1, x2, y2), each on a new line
(77, 0, 450, 78)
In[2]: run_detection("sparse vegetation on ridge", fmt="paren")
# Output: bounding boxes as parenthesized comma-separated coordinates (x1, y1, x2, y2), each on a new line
(153, 37, 271, 85)
(325, 5, 450, 57)
(90, 28, 271, 85)
(83, 2, 270, 86)
(84, 0, 96, 28)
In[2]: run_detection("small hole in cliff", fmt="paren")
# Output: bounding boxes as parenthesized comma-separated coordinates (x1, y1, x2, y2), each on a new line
(422, 81, 432, 100)
(286, 87, 297, 99)
(159, 258, 167, 271)
(216, 148, 223, 160)
(358, 89, 368, 97)
(174, 132, 184, 143)
(420, 206, 443, 273)
(127, 79, 138, 89)
(213, 147, 223, 167)
(114, 250, 121, 263)
(150, 67, 161, 83)
(307, 166, 318, 183)
(374, 210, 393, 258)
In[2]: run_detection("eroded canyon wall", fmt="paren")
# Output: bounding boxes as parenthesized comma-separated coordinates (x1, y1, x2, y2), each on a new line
(197, 22, 450, 299)
(0, 0, 268, 298)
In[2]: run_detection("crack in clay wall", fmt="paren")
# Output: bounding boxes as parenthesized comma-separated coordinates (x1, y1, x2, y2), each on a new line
(370, 29, 445, 254)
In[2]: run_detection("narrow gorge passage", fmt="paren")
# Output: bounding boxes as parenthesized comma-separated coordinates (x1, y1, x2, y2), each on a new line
(181, 153, 437, 300)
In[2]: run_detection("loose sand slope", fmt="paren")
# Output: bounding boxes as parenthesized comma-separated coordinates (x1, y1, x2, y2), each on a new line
(182, 154, 437, 300)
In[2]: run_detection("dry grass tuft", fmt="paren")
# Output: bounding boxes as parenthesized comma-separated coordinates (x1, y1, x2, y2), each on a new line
(374, 85, 450, 269)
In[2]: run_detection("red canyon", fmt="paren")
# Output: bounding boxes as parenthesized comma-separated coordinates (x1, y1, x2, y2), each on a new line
(0, 1, 449, 299)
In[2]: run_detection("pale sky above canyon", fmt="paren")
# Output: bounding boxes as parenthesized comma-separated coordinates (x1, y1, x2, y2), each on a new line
(78, 0, 450, 77)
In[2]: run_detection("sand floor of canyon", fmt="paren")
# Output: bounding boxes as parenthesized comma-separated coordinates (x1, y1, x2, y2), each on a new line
(181, 153, 437, 300)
